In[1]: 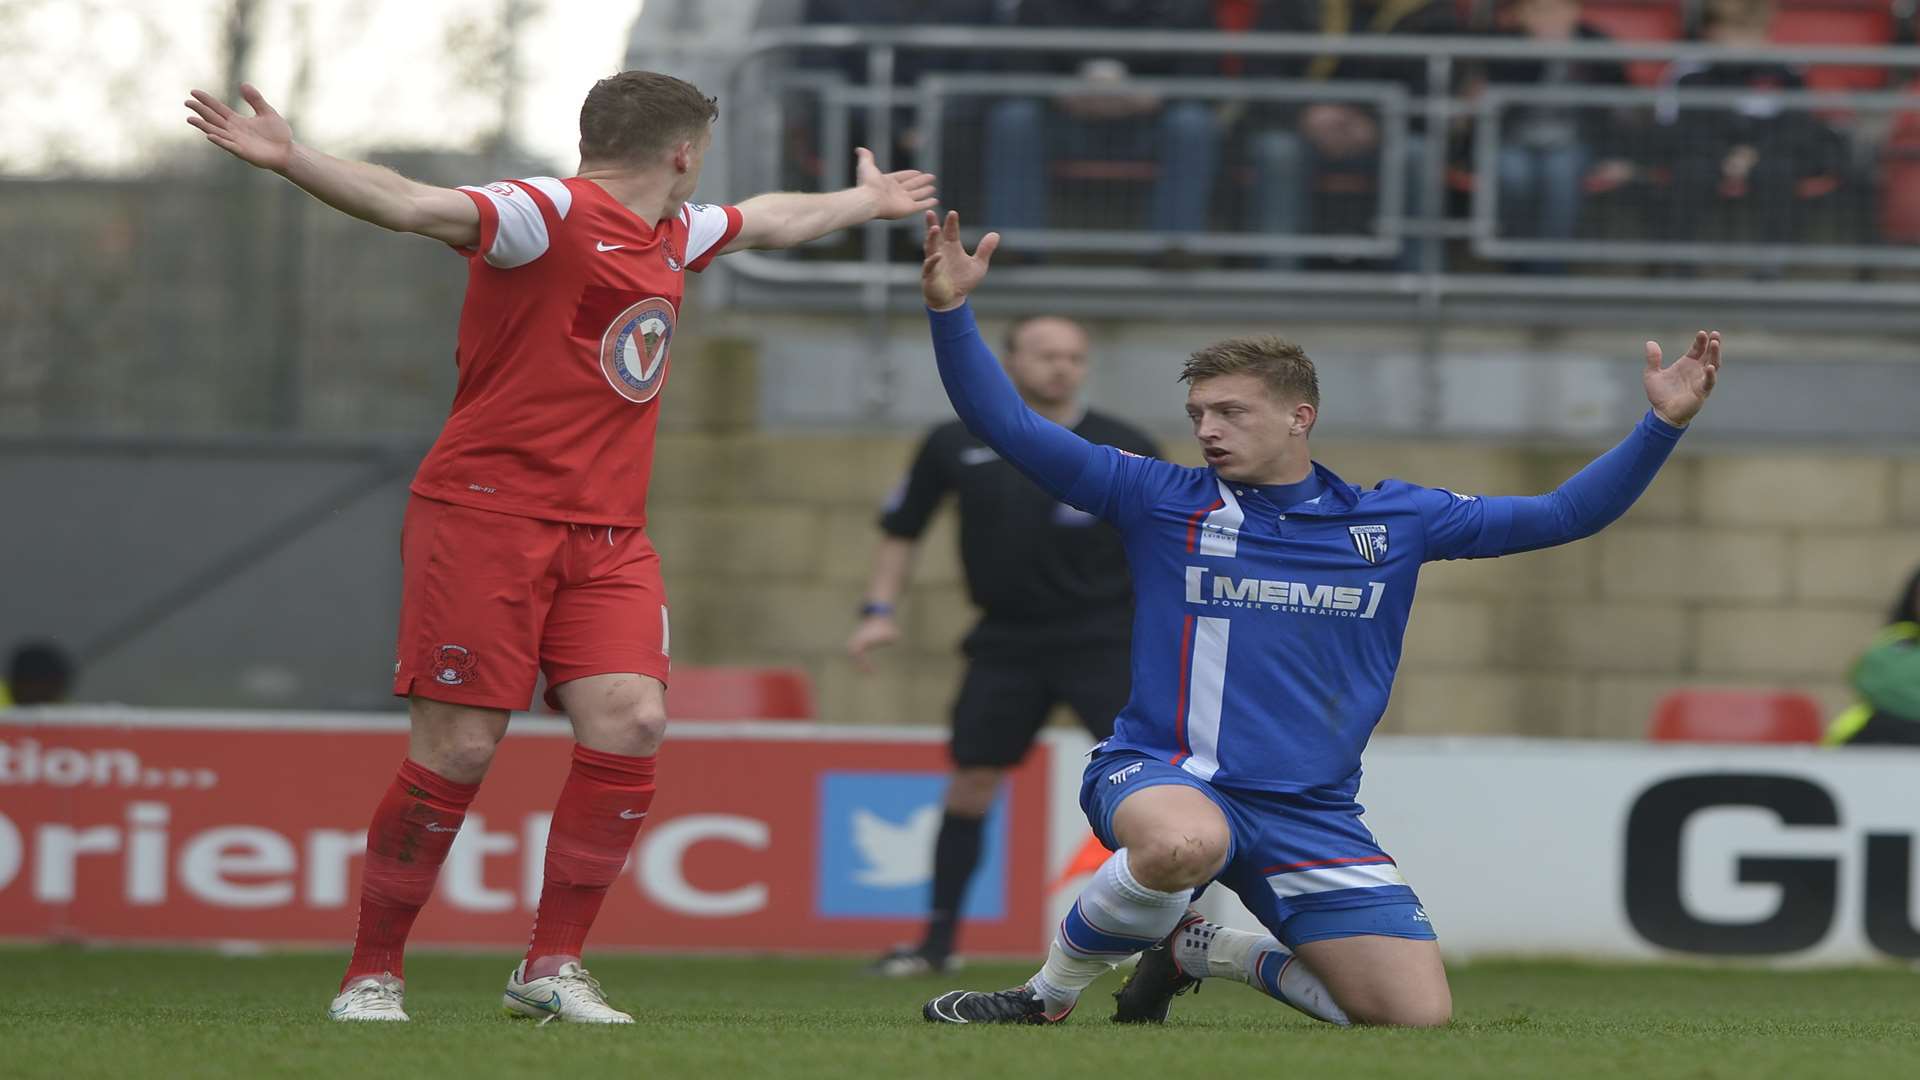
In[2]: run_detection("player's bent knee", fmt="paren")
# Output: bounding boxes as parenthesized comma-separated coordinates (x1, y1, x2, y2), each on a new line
(1128, 826, 1229, 890)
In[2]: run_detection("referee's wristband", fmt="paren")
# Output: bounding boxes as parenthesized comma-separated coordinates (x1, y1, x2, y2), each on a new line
(859, 601, 896, 619)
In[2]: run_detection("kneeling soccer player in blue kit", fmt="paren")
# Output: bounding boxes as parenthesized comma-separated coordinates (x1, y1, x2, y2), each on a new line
(912, 210, 1723, 1027)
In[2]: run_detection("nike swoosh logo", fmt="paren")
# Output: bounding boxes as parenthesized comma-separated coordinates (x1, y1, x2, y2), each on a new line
(508, 988, 562, 1012)
(958, 448, 999, 466)
(423, 822, 458, 833)
(596, 241, 625, 252)
(619, 809, 648, 820)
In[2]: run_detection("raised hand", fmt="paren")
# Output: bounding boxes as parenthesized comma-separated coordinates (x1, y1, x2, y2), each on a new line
(185, 84, 294, 172)
(921, 210, 999, 311)
(855, 147, 937, 220)
(1643, 330, 1724, 428)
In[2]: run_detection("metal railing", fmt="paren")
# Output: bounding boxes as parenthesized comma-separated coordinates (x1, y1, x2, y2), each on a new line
(1472, 84, 1920, 268)
(706, 26, 1920, 327)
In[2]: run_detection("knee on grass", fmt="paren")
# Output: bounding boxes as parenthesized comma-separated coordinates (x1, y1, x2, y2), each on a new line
(1344, 991, 1452, 1029)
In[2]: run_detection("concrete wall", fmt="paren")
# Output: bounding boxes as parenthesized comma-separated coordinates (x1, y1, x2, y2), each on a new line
(5, 330, 1914, 736)
(655, 339, 1920, 739)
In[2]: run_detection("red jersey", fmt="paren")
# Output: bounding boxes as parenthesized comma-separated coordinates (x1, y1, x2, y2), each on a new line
(409, 176, 743, 526)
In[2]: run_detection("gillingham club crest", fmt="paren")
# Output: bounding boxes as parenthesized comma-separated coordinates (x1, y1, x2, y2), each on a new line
(599, 295, 677, 403)
(1349, 524, 1389, 565)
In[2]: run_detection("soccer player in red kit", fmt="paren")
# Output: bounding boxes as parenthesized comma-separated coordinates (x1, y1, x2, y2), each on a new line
(185, 72, 936, 1023)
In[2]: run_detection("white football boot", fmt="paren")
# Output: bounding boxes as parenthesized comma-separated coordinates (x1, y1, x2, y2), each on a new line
(503, 961, 633, 1024)
(328, 973, 409, 1022)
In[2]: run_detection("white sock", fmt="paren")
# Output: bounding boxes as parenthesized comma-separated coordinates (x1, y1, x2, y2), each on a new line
(1027, 848, 1189, 1010)
(1174, 921, 1350, 1026)
(1029, 942, 1106, 1012)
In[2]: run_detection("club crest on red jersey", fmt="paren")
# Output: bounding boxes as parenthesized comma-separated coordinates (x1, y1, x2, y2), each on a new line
(432, 644, 478, 686)
(598, 296, 677, 403)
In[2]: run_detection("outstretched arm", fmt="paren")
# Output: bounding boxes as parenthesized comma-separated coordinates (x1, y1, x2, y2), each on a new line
(186, 85, 479, 247)
(722, 148, 935, 252)
(1435, 332, 1724, 558)
(922, 211, 1100, 502)
(1489, 409, 1685, 554)
(928, 307, 1099, 502)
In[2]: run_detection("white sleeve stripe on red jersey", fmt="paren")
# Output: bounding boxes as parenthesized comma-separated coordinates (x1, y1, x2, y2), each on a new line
(684, 202, 733, 264)
(456, 177, 566, 269)
(519, 175, 573, 219)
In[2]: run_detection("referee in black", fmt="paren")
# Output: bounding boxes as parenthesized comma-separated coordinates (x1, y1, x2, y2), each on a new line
(848, 314, 1159, 976)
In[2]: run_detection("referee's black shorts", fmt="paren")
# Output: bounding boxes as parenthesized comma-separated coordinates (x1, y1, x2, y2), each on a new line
(949, 644, 1131, 768)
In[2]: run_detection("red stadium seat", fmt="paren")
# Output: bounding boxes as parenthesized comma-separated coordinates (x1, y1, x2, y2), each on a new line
(1878, 81, 1920, 242)
(1579, 1, 1685, 86)
(1880, 167, 1920, 240)
(1771, 0, 1896, 93)
(668, 666, 817, 721)
(1647, 688, 1826, 744)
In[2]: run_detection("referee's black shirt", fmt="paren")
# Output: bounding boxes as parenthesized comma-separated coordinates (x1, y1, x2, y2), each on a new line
(879, 411, 1160, 656)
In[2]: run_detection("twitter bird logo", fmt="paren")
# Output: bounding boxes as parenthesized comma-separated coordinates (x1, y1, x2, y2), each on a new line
(851, 804, 942, 887)
(817, 772, 1010, 918)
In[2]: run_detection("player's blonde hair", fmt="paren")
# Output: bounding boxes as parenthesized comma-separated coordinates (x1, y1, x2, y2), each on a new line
(1179, 336, 1320, 410)
(579, 71, 719, 165)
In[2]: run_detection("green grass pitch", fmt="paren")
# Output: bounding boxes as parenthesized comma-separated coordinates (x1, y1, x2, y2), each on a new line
(3, 947, 1917, 1079)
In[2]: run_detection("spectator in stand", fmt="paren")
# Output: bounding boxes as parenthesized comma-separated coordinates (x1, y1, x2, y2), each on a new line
(1656, 0, 1848, 250)
(1235, 0, 1461, 268)
(1826, 562, 1920, 746)
(984, 0, 1222, 240)
(1, 640, 75, 707)
(795, 1, 1002, 188)
(799, 0, 1002, 150)
(1480, 0, 1636, 272)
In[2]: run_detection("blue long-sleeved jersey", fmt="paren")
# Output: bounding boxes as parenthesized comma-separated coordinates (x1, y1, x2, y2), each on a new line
(931, 302, 1684, 797)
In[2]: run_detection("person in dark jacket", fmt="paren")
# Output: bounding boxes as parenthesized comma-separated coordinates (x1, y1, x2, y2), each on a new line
(848, 314, 1160, 975)
(1237, 0, 1462, 267)
(983, 0, 1224, 237)
(796, 0, 1002, 175)
(1656, 0, 1848, 247)
(1480, 0, 1635, 269)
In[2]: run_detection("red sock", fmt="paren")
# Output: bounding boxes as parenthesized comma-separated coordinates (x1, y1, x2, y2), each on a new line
(524, 745, 657, 968)
(341, 759, 479, 987)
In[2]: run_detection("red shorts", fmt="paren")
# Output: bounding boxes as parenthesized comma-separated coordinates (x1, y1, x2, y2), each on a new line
(393, 495, 670, 712)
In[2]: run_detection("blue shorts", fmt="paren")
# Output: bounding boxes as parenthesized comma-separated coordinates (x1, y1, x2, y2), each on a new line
(1081, 750, 1436, 949)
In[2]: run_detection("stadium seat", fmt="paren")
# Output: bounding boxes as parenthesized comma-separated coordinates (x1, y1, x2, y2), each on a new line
(1771, 0, 1896, 94)
(1878, 80, 1920, 242)
(1647, 688, 1826, 743)
(668, 666, 817, 721)
(1578, 0, 1685, 86)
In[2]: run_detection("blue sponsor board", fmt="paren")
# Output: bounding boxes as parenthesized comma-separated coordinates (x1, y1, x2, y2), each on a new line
(816, 771, 1009, 919)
